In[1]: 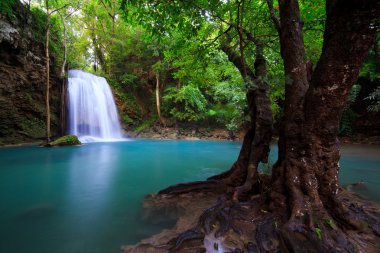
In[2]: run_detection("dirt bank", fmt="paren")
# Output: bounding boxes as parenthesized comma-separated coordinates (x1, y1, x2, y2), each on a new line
(126, 126, 246, 141)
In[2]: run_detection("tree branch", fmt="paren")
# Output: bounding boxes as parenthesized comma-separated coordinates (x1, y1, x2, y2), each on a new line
(99, 0, 116, 21)
(50, 4, 69, 15)
(191, 2, 232, 26)
(204, 24, 233, 44)
(265, 0, 280, 32)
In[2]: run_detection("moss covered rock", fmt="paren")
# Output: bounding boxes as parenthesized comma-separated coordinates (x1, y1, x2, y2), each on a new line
(47, 135, 81, 147)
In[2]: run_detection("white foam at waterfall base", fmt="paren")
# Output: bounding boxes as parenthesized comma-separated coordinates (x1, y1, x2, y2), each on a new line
(67, 70, 125, 143)
(204, 234, 226, 253)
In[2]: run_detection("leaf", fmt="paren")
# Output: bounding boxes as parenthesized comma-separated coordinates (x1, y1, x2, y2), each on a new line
(315, 227, 322, 240)
(326, 219, 335, 229)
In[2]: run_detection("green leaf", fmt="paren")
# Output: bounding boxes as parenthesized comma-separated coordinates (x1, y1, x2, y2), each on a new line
(315, 227, 322, 240)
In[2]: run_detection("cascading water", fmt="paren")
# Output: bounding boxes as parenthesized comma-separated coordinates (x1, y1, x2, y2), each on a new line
(67, 70, 124, 143)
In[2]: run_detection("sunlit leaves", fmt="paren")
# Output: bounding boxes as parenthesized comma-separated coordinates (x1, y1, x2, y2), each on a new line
(163, 85, 208, 122)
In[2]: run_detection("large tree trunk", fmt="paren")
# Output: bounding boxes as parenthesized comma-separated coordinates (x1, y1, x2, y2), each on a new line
(268, 1, 379, 250)
(272, 0, 379, 211)
(269, 0, 311, 214)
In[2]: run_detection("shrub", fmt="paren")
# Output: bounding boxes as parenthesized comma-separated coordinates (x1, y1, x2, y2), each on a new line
(163, 84, 207, 122)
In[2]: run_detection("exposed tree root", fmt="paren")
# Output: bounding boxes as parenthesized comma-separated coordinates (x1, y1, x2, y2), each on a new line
(123, 187, 380, 253)
(158, 180, 228, 195)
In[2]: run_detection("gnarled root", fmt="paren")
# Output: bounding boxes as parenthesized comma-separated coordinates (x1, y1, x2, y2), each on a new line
(123, 188, 380, 253)
(277, 188, 380, 253)
(168, 229, 205, 252)
(158, 180, 228, 195)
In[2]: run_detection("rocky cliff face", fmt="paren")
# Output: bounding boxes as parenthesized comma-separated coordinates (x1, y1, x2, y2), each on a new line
(0, 6, 61, 145)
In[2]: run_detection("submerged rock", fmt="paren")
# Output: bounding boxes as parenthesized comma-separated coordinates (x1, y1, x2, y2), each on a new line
(19, 203, 56, 219)
(346, 181, 367, 191)
(46, 135, 81, 147)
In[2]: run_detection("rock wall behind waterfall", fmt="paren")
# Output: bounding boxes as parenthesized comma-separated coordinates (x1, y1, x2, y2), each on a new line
(0, 3, 61, 145)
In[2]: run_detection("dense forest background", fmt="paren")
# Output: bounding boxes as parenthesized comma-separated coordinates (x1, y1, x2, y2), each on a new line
(0, 0, 379, 144)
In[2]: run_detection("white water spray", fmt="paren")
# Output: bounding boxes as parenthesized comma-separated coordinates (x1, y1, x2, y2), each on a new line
(204, 234, 226, 253)
(67, 70, 124, 143)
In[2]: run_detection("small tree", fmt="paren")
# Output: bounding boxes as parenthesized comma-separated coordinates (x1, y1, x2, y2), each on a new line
(42, 0, 77, 142)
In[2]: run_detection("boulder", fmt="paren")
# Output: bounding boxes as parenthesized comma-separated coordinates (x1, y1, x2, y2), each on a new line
(46, 135, 81, 147)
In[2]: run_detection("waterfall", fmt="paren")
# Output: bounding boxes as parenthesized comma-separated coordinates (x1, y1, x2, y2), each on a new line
(67, 70, 124, 143)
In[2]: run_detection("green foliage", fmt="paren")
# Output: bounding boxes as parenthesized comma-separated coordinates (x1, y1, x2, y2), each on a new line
(49, 15, 65, 67)
(19, 0, 372, 137)
(340, 85, 361, 136)
(20, 118, 45, 138)
(340, 109, 358, 136)
(163, 85, 208, 122)
(0, 0, 15, 17)
(300, 0, 325, 64)
(135, 119, 154, 133)
(326, 219, 335, 229)
(366, 86, 380, 112)
(361, 37, 380, 113)
(264, 43, 285, 121)
(160, 35, 246, 127)
(29, 6, 65, 71)
(360, 38, 380, 81)
(315, 227, 322, 240)
(209, 80, 246, 131)
(122, 0, 207, 40)
(122, 114, 134, 125)
(30, 7, 47, 43)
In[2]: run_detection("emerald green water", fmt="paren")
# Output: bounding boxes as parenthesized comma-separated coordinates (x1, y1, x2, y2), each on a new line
(0, 140, 379, 253)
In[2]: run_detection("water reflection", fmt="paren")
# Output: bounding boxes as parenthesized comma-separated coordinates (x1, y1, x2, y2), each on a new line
(64, 144, 121, 250)
(339, 144, 380, 202)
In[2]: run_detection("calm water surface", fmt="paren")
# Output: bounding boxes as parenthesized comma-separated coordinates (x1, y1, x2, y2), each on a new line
(0, 140, 379, 253)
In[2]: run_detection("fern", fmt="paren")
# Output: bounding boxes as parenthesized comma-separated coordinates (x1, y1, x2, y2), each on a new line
(366, 86, 380, 112)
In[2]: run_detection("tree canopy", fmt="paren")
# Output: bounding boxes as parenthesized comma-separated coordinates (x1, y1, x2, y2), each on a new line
(4, 0, 375, 136)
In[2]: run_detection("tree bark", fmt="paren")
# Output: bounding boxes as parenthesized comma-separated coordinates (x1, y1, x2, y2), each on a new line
(270, 0, 380, 233)
(303, 0, 379, 206)
(219, 41, 273, 199)
(155, 73, 164, 125)
(58, 11, 67, 79)
(269, 0, 310, 215)
(61, 78, 67, 136)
